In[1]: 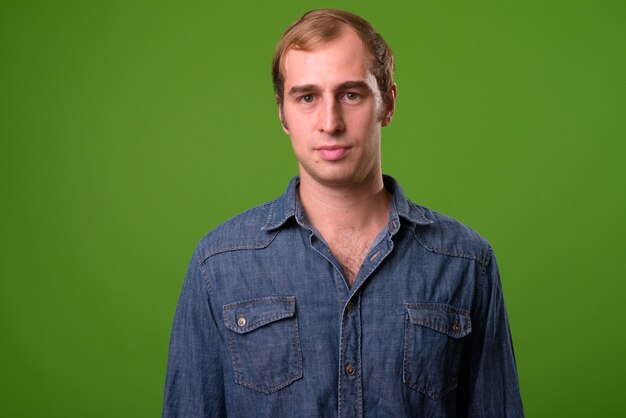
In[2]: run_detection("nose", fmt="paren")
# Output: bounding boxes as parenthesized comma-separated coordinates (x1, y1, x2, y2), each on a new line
(318, 98, 344, 135)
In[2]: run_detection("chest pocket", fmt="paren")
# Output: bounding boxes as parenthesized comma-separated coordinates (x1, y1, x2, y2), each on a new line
(403, 302, 471, 399)
(223, 296, 303, 394)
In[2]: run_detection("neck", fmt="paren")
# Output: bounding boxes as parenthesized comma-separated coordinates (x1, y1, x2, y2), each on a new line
(298, 171, 391, 233)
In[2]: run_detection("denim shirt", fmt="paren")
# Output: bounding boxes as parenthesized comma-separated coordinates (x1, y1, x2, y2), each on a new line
(163, 176, 524, 418)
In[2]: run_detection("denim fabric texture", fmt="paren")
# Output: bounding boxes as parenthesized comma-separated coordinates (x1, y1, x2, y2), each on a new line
(162, 176, 524, 418)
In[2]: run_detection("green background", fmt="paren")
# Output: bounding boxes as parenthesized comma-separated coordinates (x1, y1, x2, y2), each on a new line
(1, 0, 624, 416)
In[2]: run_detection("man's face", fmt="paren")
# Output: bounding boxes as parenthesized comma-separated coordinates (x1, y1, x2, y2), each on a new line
(280, 28, 395, 189)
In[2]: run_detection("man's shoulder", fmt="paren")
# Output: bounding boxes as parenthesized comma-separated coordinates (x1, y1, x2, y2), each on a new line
(194, 199, 280, 262)
(409, 201, 493, 266)
(387, 175, 493, 266)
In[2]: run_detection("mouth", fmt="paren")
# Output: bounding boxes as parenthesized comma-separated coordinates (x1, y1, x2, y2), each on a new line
(315, 145, 351, 161)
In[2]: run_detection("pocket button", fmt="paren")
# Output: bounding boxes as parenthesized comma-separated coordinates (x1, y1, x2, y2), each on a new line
(237, 317, 247, 327)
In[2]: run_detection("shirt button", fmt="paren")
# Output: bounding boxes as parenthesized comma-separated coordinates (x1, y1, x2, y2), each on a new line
(346, 302, 354, 313)
(237, 317, 247, 327)
(346, 364, 356, 376)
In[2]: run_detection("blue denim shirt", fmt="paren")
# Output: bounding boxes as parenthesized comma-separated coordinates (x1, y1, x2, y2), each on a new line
(163, 176, 523, 418)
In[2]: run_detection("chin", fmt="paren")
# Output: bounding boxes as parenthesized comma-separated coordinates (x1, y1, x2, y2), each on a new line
(310, 171, 368, 188)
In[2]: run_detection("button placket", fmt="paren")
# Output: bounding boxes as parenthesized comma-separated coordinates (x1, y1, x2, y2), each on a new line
(339, 294, 362, 417)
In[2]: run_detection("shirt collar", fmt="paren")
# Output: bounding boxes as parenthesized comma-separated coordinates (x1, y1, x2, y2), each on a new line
(262, 175, 433, 231)
(383, 175, 433, 226)
(262, 177, 300, 231)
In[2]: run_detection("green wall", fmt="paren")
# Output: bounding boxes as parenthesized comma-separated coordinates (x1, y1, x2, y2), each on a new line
(1, 1, 624, 416)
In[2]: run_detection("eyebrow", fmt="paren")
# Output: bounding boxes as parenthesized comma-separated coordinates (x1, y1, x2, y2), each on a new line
(338, 81, 371, 91)
(287, 81, 372, 96)
(287, 84, 318, 96)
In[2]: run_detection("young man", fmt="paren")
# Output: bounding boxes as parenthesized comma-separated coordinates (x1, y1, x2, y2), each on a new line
(163, 9, 523, 418)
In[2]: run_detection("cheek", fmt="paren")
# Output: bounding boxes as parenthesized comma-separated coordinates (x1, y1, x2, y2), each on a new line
(350, 103, 379, 123)
(283, 107, 308, 133)
(288, 135, 307, 156)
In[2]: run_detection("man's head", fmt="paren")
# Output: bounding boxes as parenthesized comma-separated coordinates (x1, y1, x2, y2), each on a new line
(272, 9, 395, 110)
(273, 9, 397, 188)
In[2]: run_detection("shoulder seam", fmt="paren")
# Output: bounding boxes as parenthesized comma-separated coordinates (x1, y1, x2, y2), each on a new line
(199, 229, 281, 263)
(411, 228, 491, 266)
(195, 248, 216, 297)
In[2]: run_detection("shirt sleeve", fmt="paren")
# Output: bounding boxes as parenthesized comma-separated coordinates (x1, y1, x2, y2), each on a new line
(457, 246, 524, 418)
(162, 248, 226, 418)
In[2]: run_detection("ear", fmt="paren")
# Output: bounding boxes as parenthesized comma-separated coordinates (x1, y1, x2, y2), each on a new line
(381, 83, 397, 127)
(277, 96, 289, 134)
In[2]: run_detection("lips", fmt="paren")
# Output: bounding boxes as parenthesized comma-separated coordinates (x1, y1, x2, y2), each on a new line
(315, 145, 350, 161)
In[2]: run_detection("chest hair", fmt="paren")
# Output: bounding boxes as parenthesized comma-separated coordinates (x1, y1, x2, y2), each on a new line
(327, 224, 373, 288)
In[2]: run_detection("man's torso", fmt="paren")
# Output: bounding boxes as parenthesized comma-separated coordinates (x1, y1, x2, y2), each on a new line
(185, 176, 496, 417)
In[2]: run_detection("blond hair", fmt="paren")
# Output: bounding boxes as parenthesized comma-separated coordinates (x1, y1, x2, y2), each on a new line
(272, 9, 394, 104)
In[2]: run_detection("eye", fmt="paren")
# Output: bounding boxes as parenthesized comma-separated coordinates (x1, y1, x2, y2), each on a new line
(298, 94, 315, 104)
(342, 91, 362, 102)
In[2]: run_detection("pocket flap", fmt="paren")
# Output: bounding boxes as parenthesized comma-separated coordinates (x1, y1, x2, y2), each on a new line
(406, 303, 471, 338)
(223, 296, 296, 334)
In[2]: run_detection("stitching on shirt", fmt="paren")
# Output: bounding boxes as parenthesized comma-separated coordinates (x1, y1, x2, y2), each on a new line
(225, 312, 294, 333)
(405, 302, 470, 315)
(193, 253, 225, 344)
(223, 296, 303, 394)
(200, 229, 281, 262)
(401, 201, 433, 225)
(223, 296, 296, 332)
(403, 303, 466, 399)
(474, 247, 492, 301)
(405, 303, 471, 336)
(262, 199, 277, 230)
(410, 228, 489, 267)
(409, 318, 467, 337)
(224, 295, 296, 308)
(196, 250, 216, 297)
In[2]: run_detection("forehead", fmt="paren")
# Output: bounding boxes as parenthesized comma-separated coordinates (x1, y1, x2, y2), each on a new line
(282, 29, 373, 88)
